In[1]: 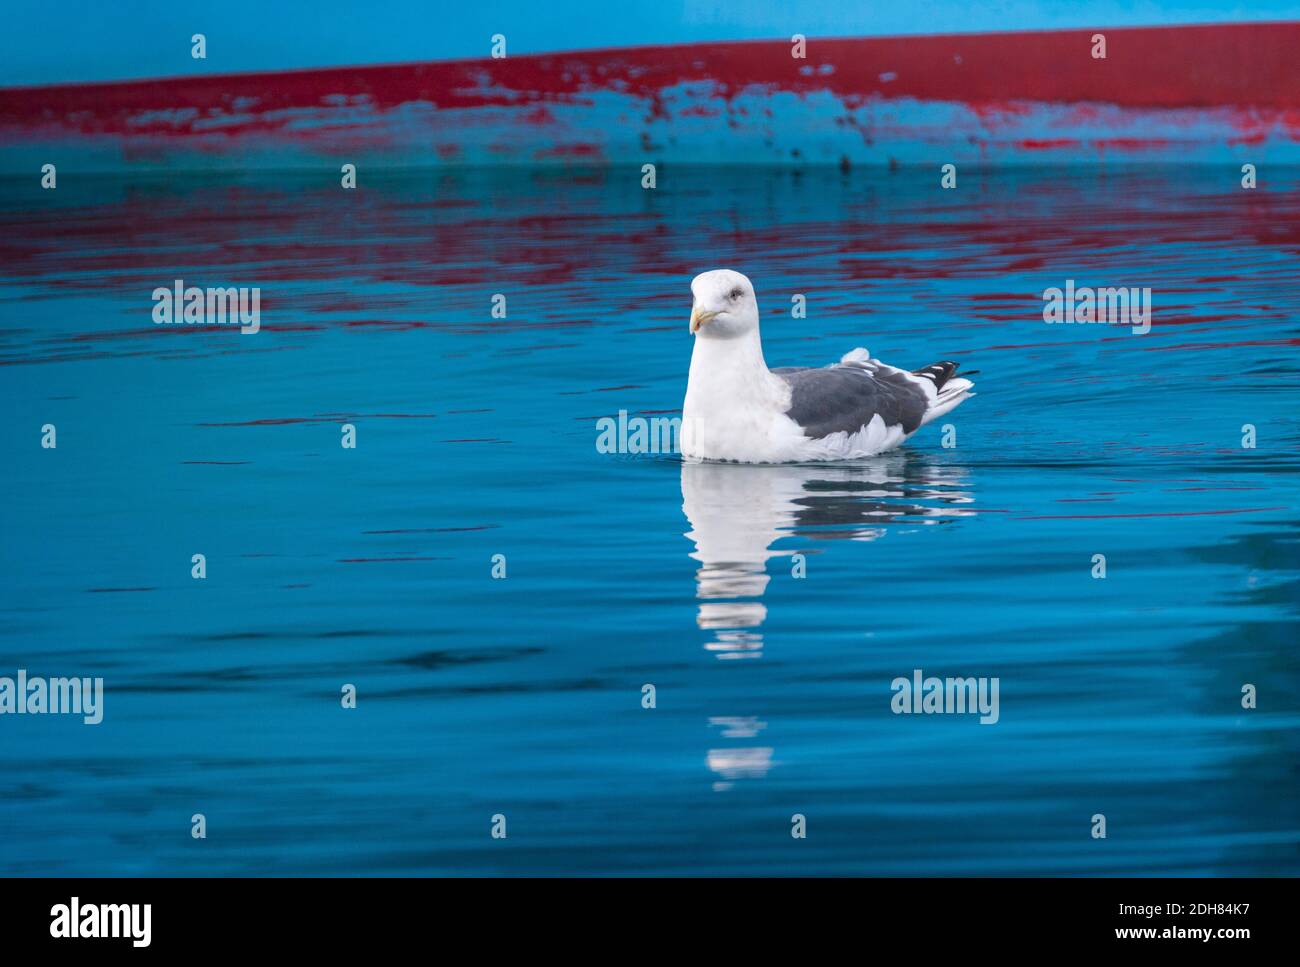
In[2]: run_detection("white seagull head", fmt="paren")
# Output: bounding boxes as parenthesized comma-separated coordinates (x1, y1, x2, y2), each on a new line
(689, 269, 759, 339)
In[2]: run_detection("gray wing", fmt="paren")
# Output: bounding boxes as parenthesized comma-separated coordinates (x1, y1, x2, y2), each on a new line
(773, 363, 929, 438)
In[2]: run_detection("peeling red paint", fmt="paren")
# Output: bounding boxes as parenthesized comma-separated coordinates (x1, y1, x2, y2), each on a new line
(1015, 138, 1083, 150)
(1092, 137, 1175, 150)
(1, 23, 1297, 162)
(532, 142, 605, 159)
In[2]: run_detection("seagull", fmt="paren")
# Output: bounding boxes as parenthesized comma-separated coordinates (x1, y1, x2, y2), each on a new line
(681, 269, 974, 463)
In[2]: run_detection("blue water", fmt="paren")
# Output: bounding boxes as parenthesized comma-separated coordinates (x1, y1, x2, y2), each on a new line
(2, 165, 1298, 875)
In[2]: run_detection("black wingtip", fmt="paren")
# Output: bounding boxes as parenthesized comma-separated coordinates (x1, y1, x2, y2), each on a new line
(911, 360, 960, 389)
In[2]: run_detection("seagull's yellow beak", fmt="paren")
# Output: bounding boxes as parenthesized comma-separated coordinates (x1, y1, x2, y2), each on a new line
(690, 306, 720, 333)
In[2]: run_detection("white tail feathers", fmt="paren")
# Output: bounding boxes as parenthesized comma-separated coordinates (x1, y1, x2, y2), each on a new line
(921, 377, 974, 425)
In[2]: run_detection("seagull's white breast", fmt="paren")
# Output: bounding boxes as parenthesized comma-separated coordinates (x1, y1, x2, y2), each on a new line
(681, 330, 916, 463)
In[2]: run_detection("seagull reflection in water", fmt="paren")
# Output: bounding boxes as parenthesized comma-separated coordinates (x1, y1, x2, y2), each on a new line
(681, 453, 976, 660)
(683, 453, 977, 790)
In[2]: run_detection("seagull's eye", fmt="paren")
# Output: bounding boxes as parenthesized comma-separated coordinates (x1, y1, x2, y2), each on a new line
(729, 288, 743, 300)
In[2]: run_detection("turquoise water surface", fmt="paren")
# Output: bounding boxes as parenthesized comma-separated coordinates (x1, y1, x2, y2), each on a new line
(1, 165, 1298, 875)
